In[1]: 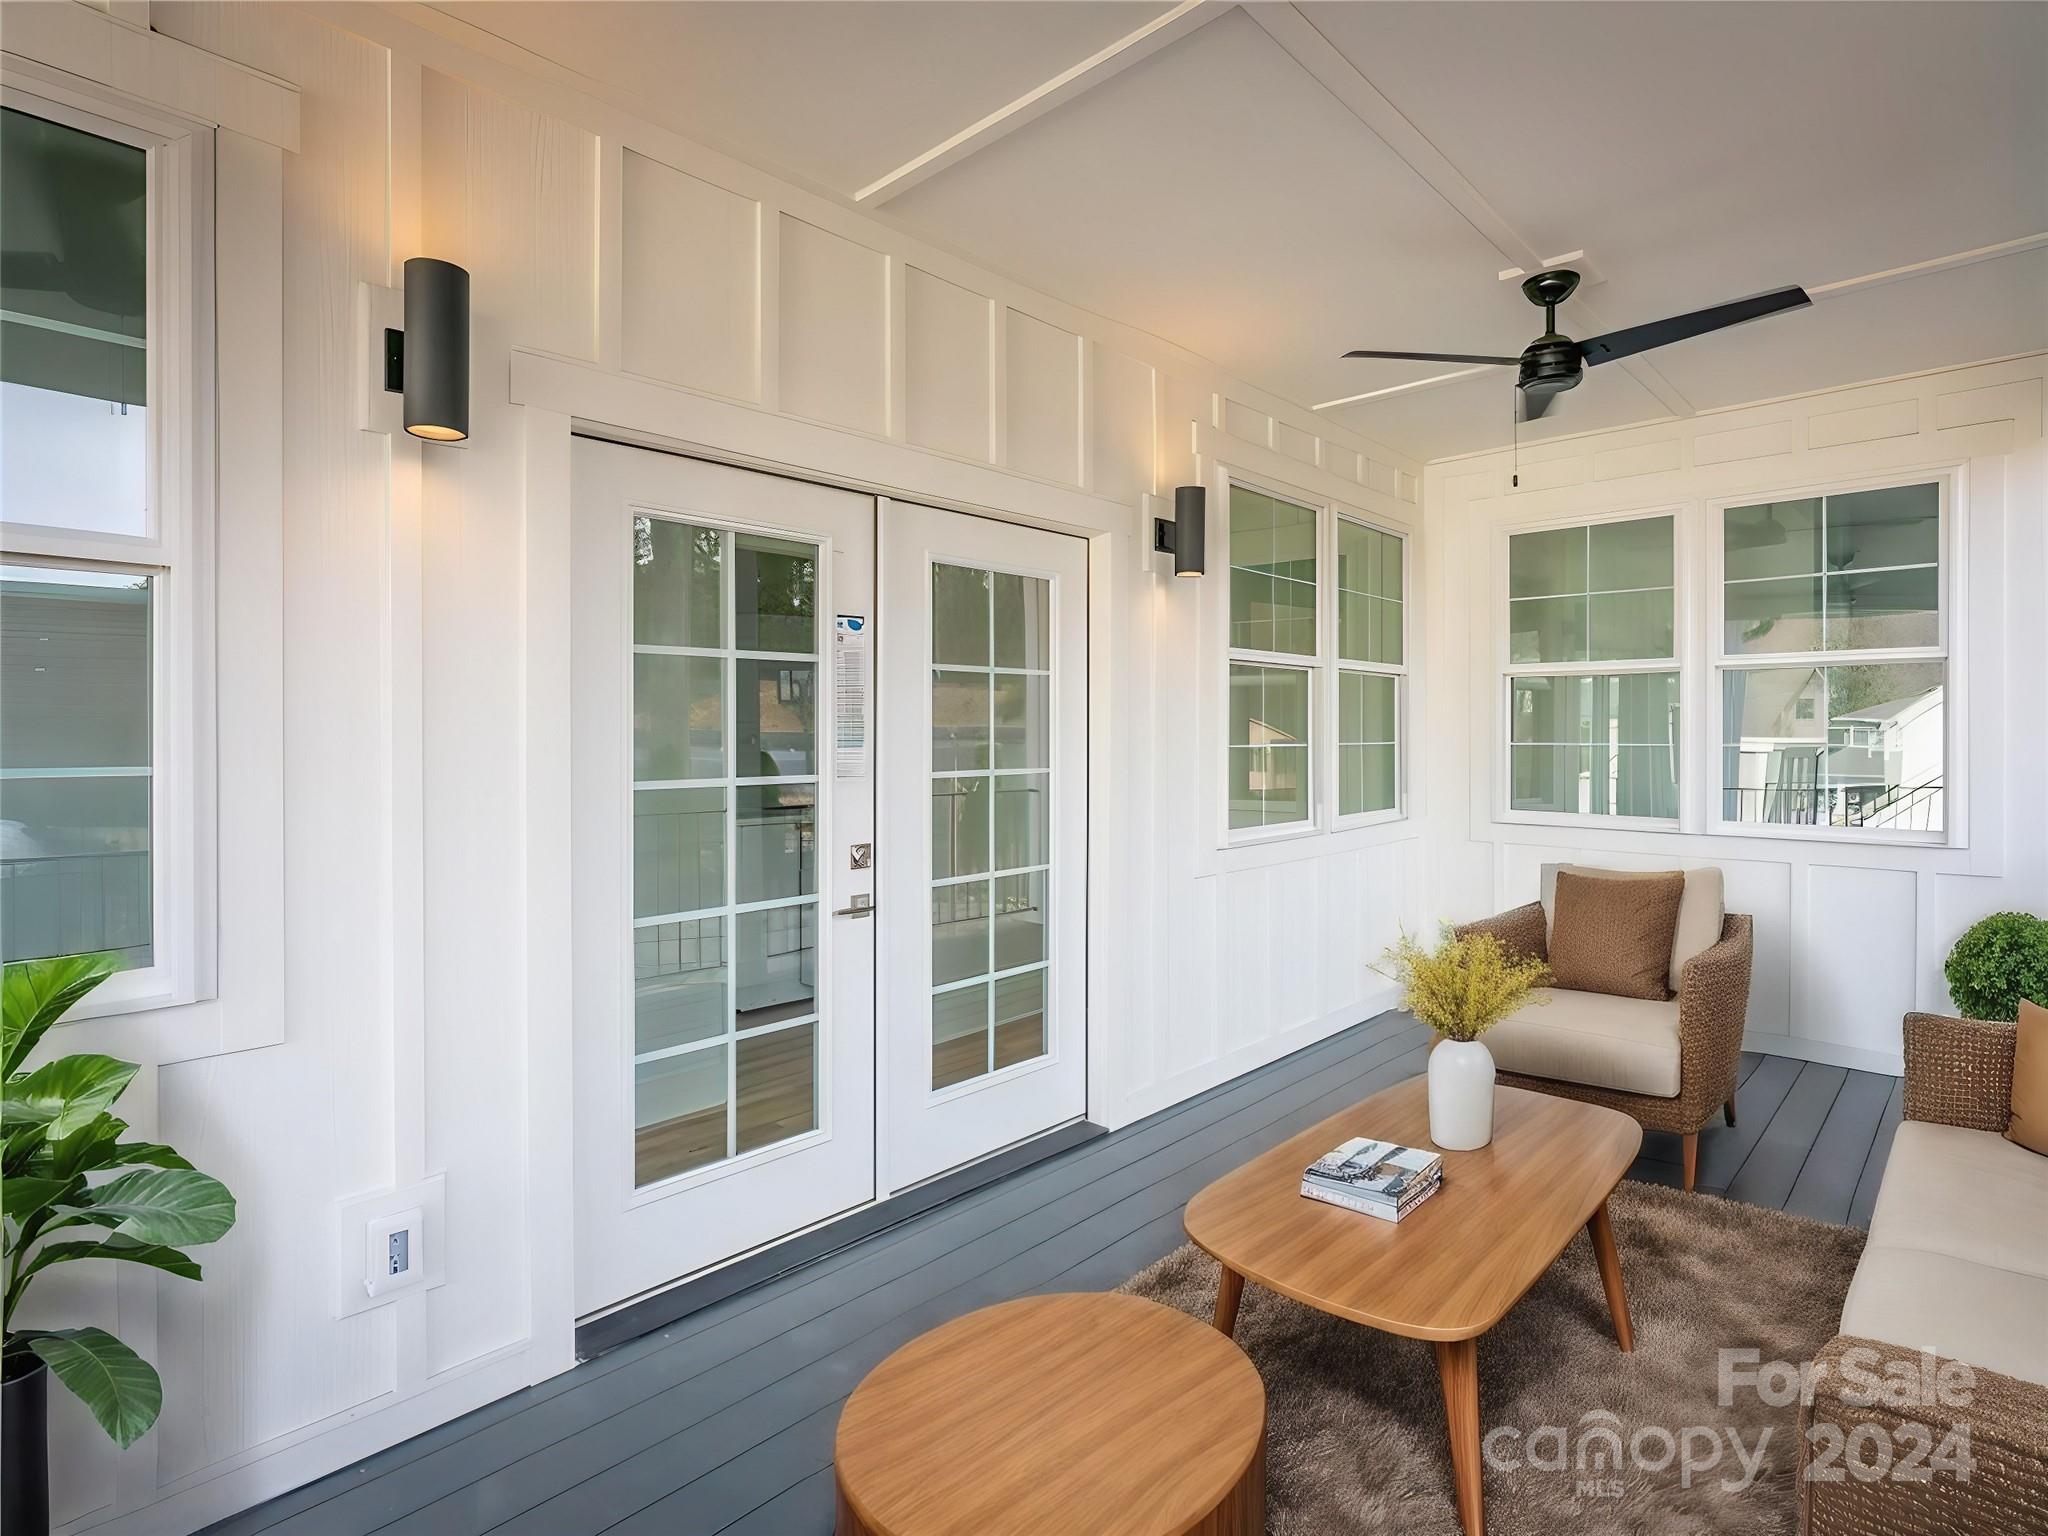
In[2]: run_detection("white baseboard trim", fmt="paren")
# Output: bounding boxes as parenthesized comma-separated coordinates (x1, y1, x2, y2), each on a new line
(67, 1342, 536, 1536)
(1109, 986, 1407, 1128)
(1744, 1031, 1904, 1078)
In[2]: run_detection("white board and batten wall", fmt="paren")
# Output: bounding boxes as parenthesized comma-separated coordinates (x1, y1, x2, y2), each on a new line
(6, 3, 1423, 1530)
(1422, 353, 2048, 1076)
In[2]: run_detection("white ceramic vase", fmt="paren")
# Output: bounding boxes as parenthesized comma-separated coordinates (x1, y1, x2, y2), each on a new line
(1428, 1038, 1496, 1150)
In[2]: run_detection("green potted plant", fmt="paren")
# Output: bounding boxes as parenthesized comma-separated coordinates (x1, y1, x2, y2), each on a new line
(1944, 912, 2048, 1021)
(1378, 927, 1549, 1150)
(3, 954, 237, 1532)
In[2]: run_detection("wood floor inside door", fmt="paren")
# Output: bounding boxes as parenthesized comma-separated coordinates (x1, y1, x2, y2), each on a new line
(634, 1025, 818, 1186)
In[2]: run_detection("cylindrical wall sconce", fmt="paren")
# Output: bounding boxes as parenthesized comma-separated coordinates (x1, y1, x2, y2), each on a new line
(401, 257, 469, 442)
(1153, 485, 1207, 577)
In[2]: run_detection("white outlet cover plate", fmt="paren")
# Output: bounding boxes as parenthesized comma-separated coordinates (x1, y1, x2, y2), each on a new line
(333, 1173, 447, 1318)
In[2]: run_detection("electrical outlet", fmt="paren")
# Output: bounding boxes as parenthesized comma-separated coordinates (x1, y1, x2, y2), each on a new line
(363, 1207, 425, 1299)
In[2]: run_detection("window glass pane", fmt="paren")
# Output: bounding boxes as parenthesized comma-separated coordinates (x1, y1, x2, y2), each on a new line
(1227, 663, 1309, 830)
(635, 1045, 727, 1184)
(734, 533, 815, 654)
(1826, 484, 1938, 572)
(993, 970, 1047, 1069)
(1230, 486, 1316, 655)
(634, 653, 723, 779)
(992, 572, 1050, 670)
(1509, 672, 1679, 819)
(932, 563, 989, 667)
(1725, 575, 1823, 655)
(931, 669, 989, 771)
(1588, 516, 1673, 591)
(0, 567, 153, 967)
(1338, 522, 1403, 665)
(1825, 567, 1938, 651)
(993, 871, 1047, 970)
(932, 776, 990, 879)
(634, 787, 724, 918)
(634, 518, 722, 648)
(736, 1021, 816, 1154)
(1508, 527, 1585, 598)
(1508, 595, 1587, 663)
(993, 773, 1050, 869)
(991, 673, 1050, 769)
(1511, 673, 1678, 747)
(1227, 664, 1308, 748)
(1724, 499, 1822, 583)
(634, 917, 726, 1053)
(1340, 672, 1397, 745)
(1721, 663, 1943, 831)
(736, 785, 814, 903)
(735, 903, 816, 1030)
(1340, 745, 1398, 816)
(932, 983, 988, 1089)
(1589, 589, 1674, 661)
(735, 659, 815, 777)
(932, 879, 989, 987)
(0, 110, 148, 538)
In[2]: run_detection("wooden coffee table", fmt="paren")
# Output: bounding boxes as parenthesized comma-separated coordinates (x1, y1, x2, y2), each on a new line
(833, 1292, 1266, 1535)
(1184, 1076, 1641, 1536)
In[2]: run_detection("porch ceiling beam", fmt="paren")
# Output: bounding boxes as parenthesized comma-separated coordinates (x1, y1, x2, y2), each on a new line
(1245, 2, 1697, 420)
(854, 0, 1228, 207)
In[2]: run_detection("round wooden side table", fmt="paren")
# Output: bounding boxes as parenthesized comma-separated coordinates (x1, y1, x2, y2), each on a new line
(833, 1292, 1266, 1536)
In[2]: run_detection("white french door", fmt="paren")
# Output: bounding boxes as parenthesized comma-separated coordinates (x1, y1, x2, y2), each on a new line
(571, 439, 876, 1315)
(877, 501, 1089, 1191)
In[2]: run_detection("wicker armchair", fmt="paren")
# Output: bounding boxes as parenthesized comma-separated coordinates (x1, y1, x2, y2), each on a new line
(1799, 1013, 2048, 1535)
(1455, 902, 1753, 1190)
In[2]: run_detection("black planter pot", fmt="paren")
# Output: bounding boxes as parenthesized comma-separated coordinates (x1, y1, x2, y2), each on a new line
(3, 1355, 50, 1534)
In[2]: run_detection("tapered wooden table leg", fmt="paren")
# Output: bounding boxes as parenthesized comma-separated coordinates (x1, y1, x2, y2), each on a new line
(1587, 1199, 1633, 1352)
(1433, 1337, 1483, 1536)
(1213, 1264, 1246, 1338)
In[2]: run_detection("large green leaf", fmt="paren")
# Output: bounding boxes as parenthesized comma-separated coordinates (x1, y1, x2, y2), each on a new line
(3, 1054, 138, 1139)
(25, 1327, 162, 1448)
(109, 1139, 193, 1171)
(75, 1168, 236, 1246)
(22, 1235, 203, 1286)
(2, 955, 119, 1076)
(2, 1174, 73, 1224)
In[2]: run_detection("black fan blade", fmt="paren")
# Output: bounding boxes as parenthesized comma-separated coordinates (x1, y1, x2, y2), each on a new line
(1517, 386, 1556, 421)
(1578, 287, 1810, 366)
(1342, 349, 1519, 366)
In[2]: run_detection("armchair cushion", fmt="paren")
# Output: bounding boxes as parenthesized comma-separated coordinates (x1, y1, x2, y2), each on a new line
(1839, 1247, 2048, 1390)
(1867, 1119, 2048, 1278)
(1483, 988, 1681, 1098)
(1540, 862, 1724, 994)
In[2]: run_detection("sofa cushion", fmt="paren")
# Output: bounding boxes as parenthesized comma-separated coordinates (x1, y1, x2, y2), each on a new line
(1840, 1244, 2048, 1389)
(2009, 999, 2048, 1158)
(1483, 987, 1681, 1098)
(1541, 863, 1725, 993)
(1867, 1119, 2048, 1278)
(1548, 868, 1685, 1000)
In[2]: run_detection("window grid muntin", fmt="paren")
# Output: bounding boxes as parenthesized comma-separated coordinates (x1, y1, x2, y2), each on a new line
(929, 559, 1054, 1090)
(630, 512, 823, 1184)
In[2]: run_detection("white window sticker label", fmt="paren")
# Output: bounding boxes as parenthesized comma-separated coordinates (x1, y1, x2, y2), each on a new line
(834, 615, 869, 779)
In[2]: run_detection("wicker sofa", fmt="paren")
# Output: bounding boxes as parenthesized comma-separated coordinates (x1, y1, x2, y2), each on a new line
(1798, 1011, 2048, 1535)
(1457, 865, 1753, 1190)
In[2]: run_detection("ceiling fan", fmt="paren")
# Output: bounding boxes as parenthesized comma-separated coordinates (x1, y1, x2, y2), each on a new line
(1343, 269, 1811, 420)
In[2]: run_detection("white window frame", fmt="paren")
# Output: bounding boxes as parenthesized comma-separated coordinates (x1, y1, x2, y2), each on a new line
(1217, 467, 1410, 848)
(1330, 511, 1408, 831)
(1495, 504, 1685, 832)
(0, 75, 217, 1016)
(1708, 468, 1961, 848)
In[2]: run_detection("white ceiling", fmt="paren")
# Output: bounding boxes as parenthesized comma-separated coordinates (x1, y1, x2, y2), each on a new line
(433, 0, 2048, 461)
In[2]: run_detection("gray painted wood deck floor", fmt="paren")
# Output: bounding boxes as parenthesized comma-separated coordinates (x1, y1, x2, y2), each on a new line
(206, 1013, 1902, 1536)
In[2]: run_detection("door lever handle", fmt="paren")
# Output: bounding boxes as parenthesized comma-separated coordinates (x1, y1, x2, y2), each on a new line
(833, 894, 875, 919)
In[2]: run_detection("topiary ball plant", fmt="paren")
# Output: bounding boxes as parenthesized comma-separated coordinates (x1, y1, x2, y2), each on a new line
(1944, 912, 2048, 1022)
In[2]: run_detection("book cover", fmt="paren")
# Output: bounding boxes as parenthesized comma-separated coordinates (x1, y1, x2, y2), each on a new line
(1303, 1137, 1443, 1203)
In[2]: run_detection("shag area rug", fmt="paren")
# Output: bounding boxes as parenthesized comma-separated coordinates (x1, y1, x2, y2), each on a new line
(1122, 1179, 1864, 1535)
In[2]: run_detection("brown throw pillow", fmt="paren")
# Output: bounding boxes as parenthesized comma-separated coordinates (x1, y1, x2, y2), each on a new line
(1547, 869, 1685, 1000)
(2008, 1000, 2048, 1158)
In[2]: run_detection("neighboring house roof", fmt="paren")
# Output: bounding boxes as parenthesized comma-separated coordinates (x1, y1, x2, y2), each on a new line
(1835, 687, 1942, 726)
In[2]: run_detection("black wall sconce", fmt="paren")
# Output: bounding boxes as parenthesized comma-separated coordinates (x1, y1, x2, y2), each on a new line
(1152, 484, 1206, 577)
(382, 257, 470, 443)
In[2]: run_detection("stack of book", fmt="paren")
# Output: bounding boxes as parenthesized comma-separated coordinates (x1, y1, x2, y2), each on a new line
(1300, 1136, 1443, 1222)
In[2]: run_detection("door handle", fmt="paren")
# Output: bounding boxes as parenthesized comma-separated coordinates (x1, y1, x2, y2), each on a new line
(834, 894, 875, 919)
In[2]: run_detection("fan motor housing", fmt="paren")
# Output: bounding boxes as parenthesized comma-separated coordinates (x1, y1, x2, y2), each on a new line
(1518, 334, 1583, 396)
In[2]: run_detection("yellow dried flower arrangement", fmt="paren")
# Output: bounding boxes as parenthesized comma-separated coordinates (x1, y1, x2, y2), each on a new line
(1377, 926, 1551, 1042)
